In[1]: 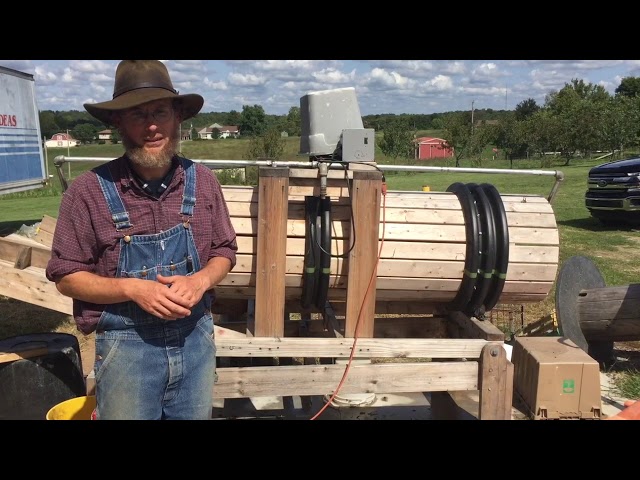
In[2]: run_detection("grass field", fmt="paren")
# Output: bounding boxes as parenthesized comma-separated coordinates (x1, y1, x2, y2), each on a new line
(1, 136, 639, 398)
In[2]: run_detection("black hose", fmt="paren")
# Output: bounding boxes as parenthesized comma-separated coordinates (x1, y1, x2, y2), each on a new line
(301, 196, 320, 309)
(315, 197, 332, 309)
(446, 182, 480, 311)
(480, 183, 509, 312)
(465, 183, 497, 319)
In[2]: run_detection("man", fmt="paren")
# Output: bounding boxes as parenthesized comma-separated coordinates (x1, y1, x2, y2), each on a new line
(46, 60, 237, 420)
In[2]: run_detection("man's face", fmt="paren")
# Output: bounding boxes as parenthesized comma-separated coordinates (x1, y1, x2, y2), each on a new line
(115, 98, 181, 169)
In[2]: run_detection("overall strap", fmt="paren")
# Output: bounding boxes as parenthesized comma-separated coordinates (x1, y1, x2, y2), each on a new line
(94, 163, 133, 231)
(180, 157, 196, 217)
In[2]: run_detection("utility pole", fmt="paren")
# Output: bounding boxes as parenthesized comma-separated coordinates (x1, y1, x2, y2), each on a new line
(66, 129, 71, 179)
(471, 100, 475, 134)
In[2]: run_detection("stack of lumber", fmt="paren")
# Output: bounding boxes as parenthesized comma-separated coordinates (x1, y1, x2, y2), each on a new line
(0, 218, 71, 315)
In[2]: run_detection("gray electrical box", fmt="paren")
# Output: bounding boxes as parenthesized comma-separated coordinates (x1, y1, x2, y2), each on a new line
(340, 128, 375, 162)
(299, 87, 364, 157)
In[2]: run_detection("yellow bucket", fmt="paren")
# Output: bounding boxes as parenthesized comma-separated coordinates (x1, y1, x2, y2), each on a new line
(46, 396, 96, 420)
(422, 185, 430, 192)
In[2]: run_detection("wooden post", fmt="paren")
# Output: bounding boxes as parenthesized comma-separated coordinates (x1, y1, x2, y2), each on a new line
(478, 342, 512, 420)
(254, 167, 289, 337)
(345, 169, 382, 338)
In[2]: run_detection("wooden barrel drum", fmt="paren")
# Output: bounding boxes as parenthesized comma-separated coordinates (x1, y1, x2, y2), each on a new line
(215, 176, 559, 315)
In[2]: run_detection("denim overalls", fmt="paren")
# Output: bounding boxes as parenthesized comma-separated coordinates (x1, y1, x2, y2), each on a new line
(92, 158, 216, 420)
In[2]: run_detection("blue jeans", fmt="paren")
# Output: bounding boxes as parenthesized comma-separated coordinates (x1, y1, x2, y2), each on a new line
(94, 314, 217, 420)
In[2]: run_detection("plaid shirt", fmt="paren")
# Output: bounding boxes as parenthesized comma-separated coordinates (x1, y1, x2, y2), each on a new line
(46, 155, 237, 334)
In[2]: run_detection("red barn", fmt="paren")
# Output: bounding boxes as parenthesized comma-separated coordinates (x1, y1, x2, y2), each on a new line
(415, 137, 454, 160)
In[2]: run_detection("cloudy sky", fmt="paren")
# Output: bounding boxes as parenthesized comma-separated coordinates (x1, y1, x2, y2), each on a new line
(2, 60, 639, 117)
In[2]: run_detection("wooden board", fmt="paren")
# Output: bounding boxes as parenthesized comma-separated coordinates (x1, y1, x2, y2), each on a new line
(33, 214, 57, 248)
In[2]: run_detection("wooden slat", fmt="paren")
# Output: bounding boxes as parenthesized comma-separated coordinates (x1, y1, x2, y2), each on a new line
(0, 236, 52, 269)
(232, 254, 557, 283)
(508, 226, 559, 245)
(236, 237, 468, 260)
(238, 237, 558, 265)
(0, 262, 72, 315)
(33, 214, 57, 248)
(231, 217, 469, 242)
(215, 336, 491, 358)
(448, 311, 505, 341)
(0, 347, 50, 365)
(509, 245, 559, 264)
(213, 361, 478, 398)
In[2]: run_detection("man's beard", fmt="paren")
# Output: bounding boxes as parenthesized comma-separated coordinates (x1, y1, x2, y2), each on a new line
(121, 126, 180, 169)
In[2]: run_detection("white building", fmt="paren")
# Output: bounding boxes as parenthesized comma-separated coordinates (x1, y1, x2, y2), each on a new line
(44, 132, 80, 148)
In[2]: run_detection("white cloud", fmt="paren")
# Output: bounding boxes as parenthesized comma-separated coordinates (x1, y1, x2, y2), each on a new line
(228, 72, 266, 87)
(16, 59, 640, 115)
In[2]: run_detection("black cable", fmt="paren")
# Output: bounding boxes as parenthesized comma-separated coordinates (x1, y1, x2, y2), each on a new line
(315, 161, 358, 259)
(315, 197, 332, 309)
(480, 183, 509, 312)
(307, 160, 385, 308)
(465, 183, 497, 319)
(301, 196, 321, 309)
(446, 182, 480, 312)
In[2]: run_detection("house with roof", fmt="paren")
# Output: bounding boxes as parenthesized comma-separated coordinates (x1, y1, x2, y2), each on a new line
(215, 125, 240, 139)
(98, 129, 113, 143)
(414, 136, 454, 160)
(197, 124, 240, 140)
(44, 132, 80, 148)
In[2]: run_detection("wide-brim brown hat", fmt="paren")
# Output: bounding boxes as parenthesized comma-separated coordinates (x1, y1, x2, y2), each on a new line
(83, 60, 204, 125)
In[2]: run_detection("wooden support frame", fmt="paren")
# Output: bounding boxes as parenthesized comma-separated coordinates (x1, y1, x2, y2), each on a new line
(0, 167, 518, 420)
(210, 330, 513, 419)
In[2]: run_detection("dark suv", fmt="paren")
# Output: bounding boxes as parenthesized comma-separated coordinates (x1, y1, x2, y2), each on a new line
(585, 156, 640, 224)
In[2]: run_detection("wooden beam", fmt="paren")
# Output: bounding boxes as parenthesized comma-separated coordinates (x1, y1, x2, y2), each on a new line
(0, 236, 51, 269)
(345, 170, 382, 337)
(0, 347, 49, 365)
(215, 336, 491, 358)
(254, 167, 289, 337)
(33, 214, 57, 248)
(477, 342, 513, 420)
(212, 315, 448, 339)
(213, 361, 478, 398)
(0, 262, 72, 315)
(448, 311, 505, 341)
(14, 246, 32, 270)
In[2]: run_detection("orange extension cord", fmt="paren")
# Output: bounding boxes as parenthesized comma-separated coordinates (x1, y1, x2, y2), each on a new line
(310, 179, 387, 420)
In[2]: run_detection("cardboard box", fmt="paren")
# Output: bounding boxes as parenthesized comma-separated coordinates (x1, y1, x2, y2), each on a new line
(512, 337, 602, 420)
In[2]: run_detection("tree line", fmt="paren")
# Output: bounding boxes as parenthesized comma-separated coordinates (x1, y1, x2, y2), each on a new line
(379, 76, 640, 168)
(37, 99, 506, 144)
(38, 76, 640, 168)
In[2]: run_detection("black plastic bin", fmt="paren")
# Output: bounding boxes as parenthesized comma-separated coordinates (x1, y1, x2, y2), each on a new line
(0, 333, 86, 419)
